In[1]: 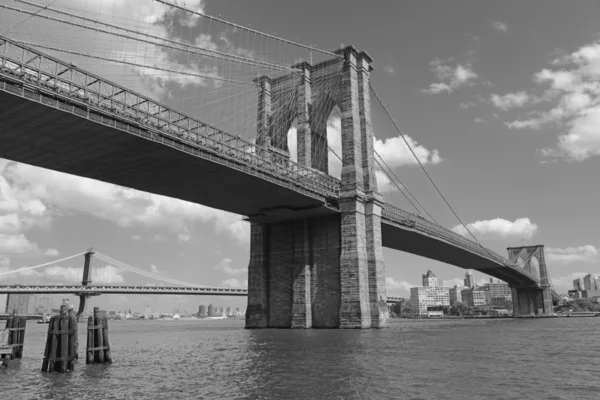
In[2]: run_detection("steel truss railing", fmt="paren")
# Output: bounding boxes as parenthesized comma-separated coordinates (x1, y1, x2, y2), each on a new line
(0, 285, 248, 296)
(0, 36, 340, 198)
(382, 204, 542, 284)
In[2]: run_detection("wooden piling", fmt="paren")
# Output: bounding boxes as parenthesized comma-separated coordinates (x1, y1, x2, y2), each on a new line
(85, 307, 112, 365)
(4, 310, 26, 359)
(41, 305, 77, 373)
(86, 316, 94, 365)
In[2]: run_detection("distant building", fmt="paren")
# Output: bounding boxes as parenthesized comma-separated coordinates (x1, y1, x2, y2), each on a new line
(573, 278, 584, 291)
(583, 274, 596, 291)
(198, 304, 207, 317)
(35, 296, 53, 315)
(449, 286, 463, 304)
(410, 279, 450, 316)
(484, 280, 512, 308)
(422, 270, 438, 287)
(207, 303, 215, 317)
(144, 305, 152, 319)
(461, 288, 487, 307)
(226, 306, 231, 316)
(5, 293, 31, 314)
(464, 271, 475, 288)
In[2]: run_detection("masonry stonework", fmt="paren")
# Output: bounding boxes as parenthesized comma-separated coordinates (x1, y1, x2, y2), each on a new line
(245, 46, 388, 329)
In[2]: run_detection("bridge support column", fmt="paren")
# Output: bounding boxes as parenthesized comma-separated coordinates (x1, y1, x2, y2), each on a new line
(511, 286, 552, 317)
(245, 45, 387, 329)
(77, 249, 94, 319)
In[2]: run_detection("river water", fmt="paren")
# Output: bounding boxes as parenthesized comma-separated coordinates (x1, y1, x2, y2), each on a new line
(1, 317, 598, 399)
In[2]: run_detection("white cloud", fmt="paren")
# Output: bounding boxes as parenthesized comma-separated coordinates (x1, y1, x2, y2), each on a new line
(546, 245, 598, 264)
(493, 21, 508, 33)
(0, 233, 38, 254)
(490, 91, 530, 110)
(213, 258, 247, 276)
(44, 249, 60, 257)
(423, 59, 478, 94)
(44, 264, 124, 284)
(150, 264, 169, 276)
(460, 102, 476, 109)
(220, 278, 248, 288)
(177, 233, 191, 244)
(383, 65, 395, 74)
(473, 117, 487, 123)
(507, 40, 600, 161)
(375, 135, 443, 168)
(131, 235, 142, 241)
(442, 278, 464, 287)
(386, 277, 415, 295)
(452, 218, 538, 240)
(0, 160, 250, 246)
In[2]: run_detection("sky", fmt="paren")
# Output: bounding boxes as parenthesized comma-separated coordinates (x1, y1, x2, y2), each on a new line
(1, 0, 600, 312)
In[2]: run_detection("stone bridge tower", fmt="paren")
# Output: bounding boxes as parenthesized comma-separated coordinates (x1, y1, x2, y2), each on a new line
(507, 245, 554, 316)
(245, 46, 388, 329)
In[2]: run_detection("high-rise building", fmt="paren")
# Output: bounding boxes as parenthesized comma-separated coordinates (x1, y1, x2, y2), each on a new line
(464, 271, 475, 288)
(207, 303, 215, 317)
(573, 278, 584, 291)
(410, 272, 450, 316)
(198, 304, 206, 317)
(219, 306, 224, 316)
(226, 306, 231, 316)
(422, 270, 438, 287)
(449, 286, 463, 304)
(35, 296, 53, 315)
(595, 277, 600, 291)
(583, 274, 595, 291)
(461, 288, 487, 307)
(5, 293, 31, 314)
(144, 305, 152, 319)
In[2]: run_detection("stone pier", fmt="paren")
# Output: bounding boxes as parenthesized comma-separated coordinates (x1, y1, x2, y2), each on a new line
(507, 245, 554, 317)
(245, 46, 388, 329)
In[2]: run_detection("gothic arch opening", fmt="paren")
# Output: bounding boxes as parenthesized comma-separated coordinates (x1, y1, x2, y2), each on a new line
(529, 256, 541, 281)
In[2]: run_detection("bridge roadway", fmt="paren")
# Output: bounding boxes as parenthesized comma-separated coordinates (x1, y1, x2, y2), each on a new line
(0, 37, 553, 293)
(0, 285, 406, 303)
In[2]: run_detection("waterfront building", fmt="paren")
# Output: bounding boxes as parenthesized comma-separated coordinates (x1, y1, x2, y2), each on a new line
(422, 270, 438, 287)
(207, 303, 215, 317)
(144, 305, 152, 319)
(35, 296, 53, 315)
(410, 273, 450, 315)
(449, 286, 463, 304)
(226, 306, 231, 316)
(5, 293, 31, 314)
(583, 274, 596, 291)
(461, 288, 487, 307)
(484, 279, 512, 308)
(464, 270, 475, 288)
(199, 304, 207, 317)
(573, 278, 584, 291)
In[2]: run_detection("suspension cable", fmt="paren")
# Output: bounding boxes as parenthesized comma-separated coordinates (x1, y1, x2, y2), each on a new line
(374, 149, 438, 223)
(0, 251, 88, 276)
(370, 84, 481, 244)
(0, 0, 57, 35)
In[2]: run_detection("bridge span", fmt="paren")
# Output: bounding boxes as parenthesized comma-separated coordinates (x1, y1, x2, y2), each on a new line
(0, 36, 556, 328)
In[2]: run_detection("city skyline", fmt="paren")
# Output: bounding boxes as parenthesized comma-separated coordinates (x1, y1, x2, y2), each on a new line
(0, 0, 600, 311)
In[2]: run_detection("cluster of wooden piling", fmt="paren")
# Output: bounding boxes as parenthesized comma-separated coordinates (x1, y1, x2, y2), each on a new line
(4, 310, 27, 359)
(86, 307, 112, 365)
(41, 305, 78, 373)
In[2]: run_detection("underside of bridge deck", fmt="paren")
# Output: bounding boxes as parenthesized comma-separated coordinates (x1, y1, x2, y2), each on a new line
(0, 88, 336, 222)
(381, 222, 537, 286)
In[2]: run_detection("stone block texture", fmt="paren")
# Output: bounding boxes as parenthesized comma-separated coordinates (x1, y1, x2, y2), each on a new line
(245, 46, 389, 329)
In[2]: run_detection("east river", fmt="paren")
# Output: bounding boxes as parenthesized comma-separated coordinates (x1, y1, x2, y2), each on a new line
(1, 317, 598, 399)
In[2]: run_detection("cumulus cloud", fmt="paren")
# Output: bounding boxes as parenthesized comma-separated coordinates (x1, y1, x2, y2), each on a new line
(442, 278, 464, 287)
(44, 249, 60, 257)
(0, 160, 250, 246)
(383, 65, 395, 74)
(422, 59, 478, 94)
(374, 135, 443, 168)
(0, 233, 39, 254)
(386, 277, 415, 295)
(546, 245, 598, 264)
(493, 21, 508, 33)
(490, 91, 531, 110)
(44, 264, 125, 284)
(213, 258, 247, 276)
(220, 278, 248, 288)
(506, 40, 600, 161)
(452, 218, 538, 240)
